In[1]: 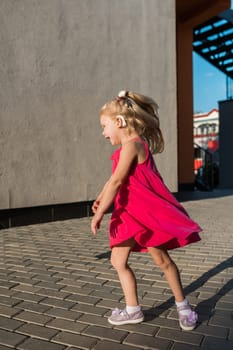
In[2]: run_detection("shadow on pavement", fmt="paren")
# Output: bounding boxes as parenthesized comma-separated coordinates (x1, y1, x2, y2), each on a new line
(95, 251, 233, 326)
(175, 189, 233, 202)
(144, 256, 233, 324)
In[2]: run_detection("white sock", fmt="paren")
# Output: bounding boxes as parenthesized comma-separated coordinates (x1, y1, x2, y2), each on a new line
(126, 305, 141, 314)
(175, 298, 191, 316)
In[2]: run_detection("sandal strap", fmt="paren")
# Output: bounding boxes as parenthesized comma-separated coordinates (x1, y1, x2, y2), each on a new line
(177, 304, 192, 312)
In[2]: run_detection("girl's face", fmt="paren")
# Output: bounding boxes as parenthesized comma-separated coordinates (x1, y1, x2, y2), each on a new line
(100, 114, 121, 146)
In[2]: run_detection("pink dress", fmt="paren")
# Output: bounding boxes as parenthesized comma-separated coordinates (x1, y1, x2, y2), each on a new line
(109, 140, 202, 252)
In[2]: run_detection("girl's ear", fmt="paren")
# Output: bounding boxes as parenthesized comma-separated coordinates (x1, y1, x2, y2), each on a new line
(116, 115, 127, 128)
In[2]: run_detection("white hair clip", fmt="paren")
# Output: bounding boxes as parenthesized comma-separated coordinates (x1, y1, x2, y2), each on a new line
(118, 90, 127, 98)
(116, 115, 127, 127)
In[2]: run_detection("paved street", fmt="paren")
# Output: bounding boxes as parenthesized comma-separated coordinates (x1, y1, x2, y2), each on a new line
(0, 190, 233, 350)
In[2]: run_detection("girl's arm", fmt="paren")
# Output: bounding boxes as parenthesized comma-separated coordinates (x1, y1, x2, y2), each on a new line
(91, 141, 140, 234)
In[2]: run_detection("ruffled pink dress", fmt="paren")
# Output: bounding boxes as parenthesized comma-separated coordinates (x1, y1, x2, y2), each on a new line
(109, 140, 202, 252)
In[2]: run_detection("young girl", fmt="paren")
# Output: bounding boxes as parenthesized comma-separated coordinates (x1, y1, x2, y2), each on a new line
(91, 90, 202, 331)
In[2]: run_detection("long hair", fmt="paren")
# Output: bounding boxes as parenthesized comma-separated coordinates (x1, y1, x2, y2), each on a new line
(100, 90, 164, 154)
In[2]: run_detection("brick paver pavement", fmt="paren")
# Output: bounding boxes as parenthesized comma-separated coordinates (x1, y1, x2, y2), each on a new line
(0, 190, 233, 350)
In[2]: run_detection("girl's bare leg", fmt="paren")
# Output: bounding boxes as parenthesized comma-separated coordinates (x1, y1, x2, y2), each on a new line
(110, 238, 139, 306)
(148, 246, 185, 302)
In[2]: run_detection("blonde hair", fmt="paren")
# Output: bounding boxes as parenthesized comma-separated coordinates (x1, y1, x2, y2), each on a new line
(100, 90, 164, 154)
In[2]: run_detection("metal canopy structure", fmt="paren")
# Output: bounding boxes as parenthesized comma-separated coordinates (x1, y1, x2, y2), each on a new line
(193, 9, 233, 98)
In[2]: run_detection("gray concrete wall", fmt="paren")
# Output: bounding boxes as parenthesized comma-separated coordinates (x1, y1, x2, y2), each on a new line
(219, 99, 233, 188)
(0, 0, 177, 210)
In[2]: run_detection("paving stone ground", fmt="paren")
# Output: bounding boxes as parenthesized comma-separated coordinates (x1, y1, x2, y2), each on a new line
(0, 190, 233, 350)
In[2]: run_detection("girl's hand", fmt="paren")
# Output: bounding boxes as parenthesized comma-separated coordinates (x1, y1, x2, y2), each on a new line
(92, 199, 100, 214)
(91, 212, 104, 235)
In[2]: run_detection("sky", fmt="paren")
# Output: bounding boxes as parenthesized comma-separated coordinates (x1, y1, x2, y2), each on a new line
(193, 0, 233, 114)
(193, 53, 227, 113)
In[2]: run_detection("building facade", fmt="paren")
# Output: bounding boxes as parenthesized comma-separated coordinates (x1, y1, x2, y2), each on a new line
(193, 109, 219, 190)
(0, 0, 230, 226)
(194, 109, 219, 151)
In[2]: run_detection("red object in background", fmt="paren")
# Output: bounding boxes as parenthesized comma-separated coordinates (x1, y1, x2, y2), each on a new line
(194, 158, 203, 170)
(208, 139, 219, 153)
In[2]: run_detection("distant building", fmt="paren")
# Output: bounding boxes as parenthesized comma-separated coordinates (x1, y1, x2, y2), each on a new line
(193, 109, 219, 172)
